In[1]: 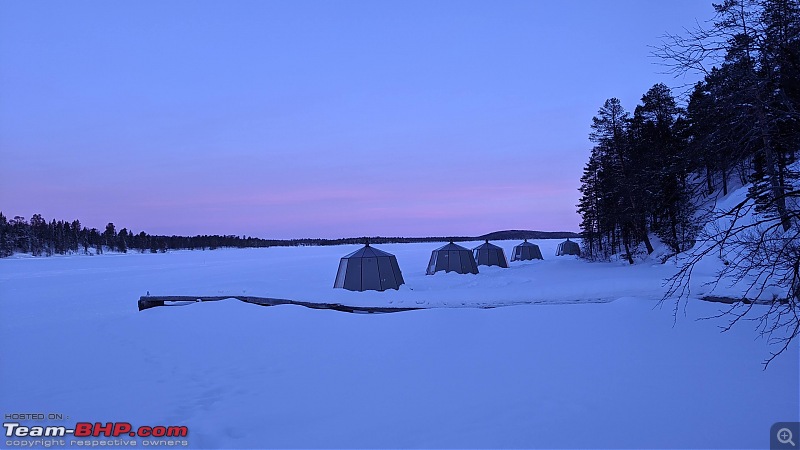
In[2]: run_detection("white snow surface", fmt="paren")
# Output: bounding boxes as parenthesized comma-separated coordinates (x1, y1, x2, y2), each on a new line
(1, 239, 798, 449)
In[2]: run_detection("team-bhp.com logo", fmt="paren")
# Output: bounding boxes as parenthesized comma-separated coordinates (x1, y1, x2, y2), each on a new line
(4, 421, 188, 438)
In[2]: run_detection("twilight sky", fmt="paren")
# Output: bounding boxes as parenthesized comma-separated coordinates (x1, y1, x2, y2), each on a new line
(0, 1, 709, 239)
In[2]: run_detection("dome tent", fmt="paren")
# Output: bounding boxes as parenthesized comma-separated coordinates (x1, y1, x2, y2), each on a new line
(556, 238, 581, 256)
(472, 240, 509, 268)
(334, 244, 404, 291)
(511, 239, 543, 261)
(426, 242, 479, 275)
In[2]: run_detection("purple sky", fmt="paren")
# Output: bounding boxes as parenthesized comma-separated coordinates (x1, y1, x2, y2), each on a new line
(0, 1, 709, 239)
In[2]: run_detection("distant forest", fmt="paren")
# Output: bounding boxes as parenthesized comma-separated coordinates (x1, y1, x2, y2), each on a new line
(0, 212, 577, 258)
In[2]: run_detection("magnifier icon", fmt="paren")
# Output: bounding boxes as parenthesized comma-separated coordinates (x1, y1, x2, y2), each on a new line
(778, 428, 796, 446)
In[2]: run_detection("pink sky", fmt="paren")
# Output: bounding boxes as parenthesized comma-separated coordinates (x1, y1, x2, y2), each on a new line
(0, 1, 709, 238)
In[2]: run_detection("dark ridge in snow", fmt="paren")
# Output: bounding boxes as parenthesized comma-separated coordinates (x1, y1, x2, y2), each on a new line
(138, 295, 423, 314)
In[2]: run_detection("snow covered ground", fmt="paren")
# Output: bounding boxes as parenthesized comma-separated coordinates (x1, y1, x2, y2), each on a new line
(0, 240, 798, 449)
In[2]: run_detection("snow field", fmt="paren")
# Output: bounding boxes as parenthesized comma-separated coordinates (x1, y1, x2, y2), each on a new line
(1, 240, 797, 448)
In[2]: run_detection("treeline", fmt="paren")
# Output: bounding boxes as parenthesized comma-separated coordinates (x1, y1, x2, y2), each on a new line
(0, 212, 575, 258)
(578, 0, 800, 263)
(0, 212, 272, 257)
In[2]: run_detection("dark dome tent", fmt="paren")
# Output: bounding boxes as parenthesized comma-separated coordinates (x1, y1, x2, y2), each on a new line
(334, 244, 405, 291)
(511, 239, 543, 261)
(426, 242, 479, 275)
(556, 238, 581, 256)
(472, 240, 509, 268)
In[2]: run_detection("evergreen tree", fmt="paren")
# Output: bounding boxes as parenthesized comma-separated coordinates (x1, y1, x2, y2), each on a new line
(589, 98, 653, 262)
(577, 152, 602, 259)
(0, 213, 13, 258)
(103, 223, 116, 252)
(118, 228, 128, 253)
(70, 219, 82, 254)
(630, 83, 695, 253)
(29, 214, 46, 256)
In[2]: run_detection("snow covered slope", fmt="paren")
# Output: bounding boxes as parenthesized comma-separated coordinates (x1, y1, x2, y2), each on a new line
(673, 176, 797, 302)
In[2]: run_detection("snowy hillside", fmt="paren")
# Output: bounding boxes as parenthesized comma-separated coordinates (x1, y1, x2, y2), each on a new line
(0, 236, 797, 449)
(672, 166, 800, 304)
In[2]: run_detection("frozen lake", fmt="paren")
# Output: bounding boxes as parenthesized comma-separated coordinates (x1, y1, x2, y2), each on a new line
(1, 241, 797, 448)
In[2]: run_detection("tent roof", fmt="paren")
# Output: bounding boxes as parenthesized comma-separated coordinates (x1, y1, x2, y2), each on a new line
(514, 240, 539, 248)
(342, 244, 394, 259)
(433, 242, 471, 252)
(473, 241, 503, 251)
